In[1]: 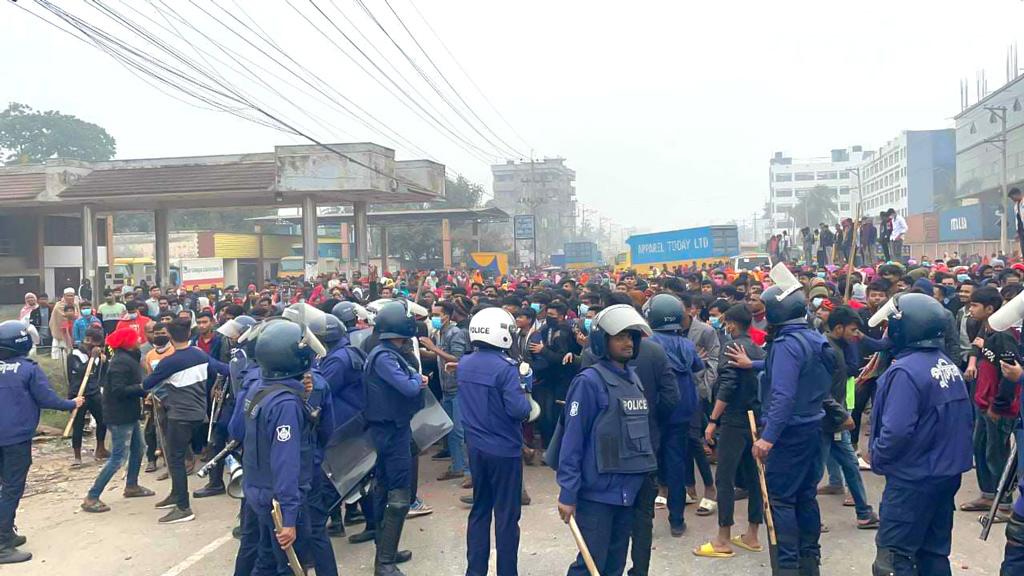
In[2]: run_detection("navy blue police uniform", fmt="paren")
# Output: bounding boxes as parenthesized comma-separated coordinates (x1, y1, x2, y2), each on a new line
(458, 347, 531, 576)
(0, 335, 77, 563)
(557, 360, 657, 576)
(757, 321, 832, 574)
(364, 336, 424, 575)
(303, 368, 339, 576)
(226, 346, 263, 576)
(866, 293, 974, 576)
(1004, 467, 1024, 574)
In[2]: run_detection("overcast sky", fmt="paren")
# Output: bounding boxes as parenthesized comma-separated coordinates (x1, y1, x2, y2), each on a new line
(4, 0, 1024, 232)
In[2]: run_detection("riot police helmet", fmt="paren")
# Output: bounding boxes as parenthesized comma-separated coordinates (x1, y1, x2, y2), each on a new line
(254, 320, 315, 380)
(642, 293, 685, 332)
(468, 307, 516, 349)
(373, 300, 417, 340)
(0, 321, 33, 356)
(868, 292, 946, 351)
(589, 304, 652, 360)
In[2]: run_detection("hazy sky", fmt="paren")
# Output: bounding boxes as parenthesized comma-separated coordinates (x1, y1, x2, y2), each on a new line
(4, 0, 1024, 232)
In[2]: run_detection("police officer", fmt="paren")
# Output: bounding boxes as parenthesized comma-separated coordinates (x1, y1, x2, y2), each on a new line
(458, 307, 532, 576)
(867, 293, 973, 575)
(727, 263, 831, 576)
(322, 305, 375, 541)
(241, 320, 318, 575)
(363, 300, 426, 576)
(556, 304, 657, 576)
(0, 321, 83, 563)
(642, 293, 704, 537)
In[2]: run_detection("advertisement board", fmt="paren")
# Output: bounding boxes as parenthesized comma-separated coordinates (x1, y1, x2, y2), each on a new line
(626, 226, 739, 266)
(938, 204, 1000, 242)
(513, 215, 535, 239)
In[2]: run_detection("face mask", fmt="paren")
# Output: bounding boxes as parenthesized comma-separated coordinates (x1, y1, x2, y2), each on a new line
(81, 308, 92, 316)
(127, 313, 137, 320)
(530, 303, 542, 313)
(709, 316, 722, 329)
(957, 274, 970, 283)
(545, 317, 559, 329)
(583, 318, 592, 333)
(578, 303, 589, 316)
(816, 272, 826, 279)
(430, 317, 443, 330)
(812, 297, 824, 309)
(153, 335, 170, 347)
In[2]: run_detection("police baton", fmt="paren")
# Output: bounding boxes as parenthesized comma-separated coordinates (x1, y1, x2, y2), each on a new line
(271, 499, 305, 576)
(748, 410, 780, 574)
(568, 515, 600, 576)
(980, 437, 1018, 540)
(63, 351, 101, 438)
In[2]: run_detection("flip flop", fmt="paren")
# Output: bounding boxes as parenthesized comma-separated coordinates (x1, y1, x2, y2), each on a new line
(730, 535, 763, 552)
(960, 499, 992, 512)
(696, 498, 717, 516)
(692, 542, 734, 558)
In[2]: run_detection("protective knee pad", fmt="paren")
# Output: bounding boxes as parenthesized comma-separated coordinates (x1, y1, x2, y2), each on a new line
(872, 547, 915, 576)
(386, 489, 410, 515)
(1008, 512, 1024, 546)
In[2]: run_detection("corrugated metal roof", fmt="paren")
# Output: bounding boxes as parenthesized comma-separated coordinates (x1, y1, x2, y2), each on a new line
(0, 172, 46, 202)
(60, 162, 275, 198)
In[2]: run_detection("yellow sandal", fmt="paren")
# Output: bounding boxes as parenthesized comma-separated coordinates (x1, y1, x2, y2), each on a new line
(730, 535, 764, 552)
(692, 542, 735, 558)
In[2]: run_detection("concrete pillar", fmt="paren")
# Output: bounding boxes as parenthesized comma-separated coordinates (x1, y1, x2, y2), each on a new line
(379, 225, 389, 276)
(441, 218, 453, 269)
(154, 208, 170, 288)
(354, 201, 369, 276)
(340, 222, 352, 274)
(302, 195, 319, 280)
(81, 204, 97, 289)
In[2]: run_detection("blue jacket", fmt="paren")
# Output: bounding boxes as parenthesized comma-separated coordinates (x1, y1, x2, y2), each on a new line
(760, 324, 831, 444)
(72, 315, 101, 344)
(650, 332, 704, 425)
(228, 365, 262, 443)
(557, 360, 647, 508)
(363, 342, 422, 425)
(0, 356, 76, 446)
(870, 349, 973, 483)
(241, 378, 306, 528)
(318, 337, 365, 427)
(457, 348, 531, 458)
(307, 371, 336, 467)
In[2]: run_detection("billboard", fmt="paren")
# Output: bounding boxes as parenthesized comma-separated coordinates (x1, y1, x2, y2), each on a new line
(564, 242, 599, 264)
(626, 226, 739, 265)
(938, 204, 1000, 242)
(513, 215, 535, 239)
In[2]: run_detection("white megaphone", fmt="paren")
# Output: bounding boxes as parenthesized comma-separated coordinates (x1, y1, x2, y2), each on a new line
(225, 454, 244, 499)
(768, 262, 802, 300)
(990, 289, 1024, 332)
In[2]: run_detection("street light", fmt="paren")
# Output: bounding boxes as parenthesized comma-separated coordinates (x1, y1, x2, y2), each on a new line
(984, 105, 1009, 255)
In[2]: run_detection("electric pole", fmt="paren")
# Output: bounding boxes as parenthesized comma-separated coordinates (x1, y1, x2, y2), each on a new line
(985, 106, 1009, 255)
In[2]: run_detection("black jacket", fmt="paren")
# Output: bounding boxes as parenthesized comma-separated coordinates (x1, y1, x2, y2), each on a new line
(714, 334, 765, 428)
(103, 348, 146, 425)
(580, 338, 680, 453)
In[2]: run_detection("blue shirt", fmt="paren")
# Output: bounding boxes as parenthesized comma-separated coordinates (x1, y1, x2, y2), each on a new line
(650, 332, 704, 424)
(72, 315, 100, 344)
(457, 348, 530, 458)
(557, 361, 647, 508)
(870, 349, 973, 483)
(318, 338, 364, 427)
(0, 357, 76, 446)
(760, 324, 829, 444)
(242, 378, 305, 527)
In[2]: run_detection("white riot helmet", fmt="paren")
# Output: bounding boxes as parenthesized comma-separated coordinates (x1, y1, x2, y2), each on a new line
(468, 307, 516, 349)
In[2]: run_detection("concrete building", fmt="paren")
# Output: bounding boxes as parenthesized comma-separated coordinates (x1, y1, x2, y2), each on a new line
(0, 143, 444, 304)
(768, 146, 871, 233)
(859, 129, 956, 219)
(492, 158, 576, 260)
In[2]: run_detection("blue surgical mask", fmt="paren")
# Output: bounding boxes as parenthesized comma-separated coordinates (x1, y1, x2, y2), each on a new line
(81, 308, 92, 316)
(530, 303, 542, 313)
(127, 313, 137, 320)
(578, 303, 589, 316)
(583, 318, 592, 333)
(430, 316, 443, 330)
(709, 316, 722, 329)
(816, 272, 826, 279)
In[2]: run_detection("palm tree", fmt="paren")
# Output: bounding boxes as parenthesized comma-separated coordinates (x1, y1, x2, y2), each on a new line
(786, 185, 838, 228)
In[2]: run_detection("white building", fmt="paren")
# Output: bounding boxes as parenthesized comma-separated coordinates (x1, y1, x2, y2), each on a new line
(768, 146, 872, 233)
(858, 129, 955, 220)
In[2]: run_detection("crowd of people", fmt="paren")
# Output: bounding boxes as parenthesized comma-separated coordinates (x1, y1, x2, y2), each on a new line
(0, 247, 1023, 575)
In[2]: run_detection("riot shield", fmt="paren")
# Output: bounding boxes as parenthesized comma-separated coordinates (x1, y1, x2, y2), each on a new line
(321, 413, 377, 501)
(411, 389, 453, 454)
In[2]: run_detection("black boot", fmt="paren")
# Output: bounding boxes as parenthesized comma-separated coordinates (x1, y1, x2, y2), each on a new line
(0, 536, 31, 565)
(374, 489, 410, 576)
(327, 507, 345, 537)
(798, 557, 821, 576)
(349, 528, 376, 544)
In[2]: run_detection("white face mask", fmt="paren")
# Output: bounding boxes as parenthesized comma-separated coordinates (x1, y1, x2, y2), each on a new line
(812, 297, 824, 309)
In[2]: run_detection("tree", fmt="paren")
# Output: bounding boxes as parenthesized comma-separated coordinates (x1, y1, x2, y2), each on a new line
(786, 185, 838, 228)
(0, 102, 116, 164)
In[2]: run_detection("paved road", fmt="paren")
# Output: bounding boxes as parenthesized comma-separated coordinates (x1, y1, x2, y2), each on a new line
(6, 437, 1009, 575)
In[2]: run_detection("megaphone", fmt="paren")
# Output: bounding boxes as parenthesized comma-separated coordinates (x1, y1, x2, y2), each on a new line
(226, 454, 244, 499)
(990, 289, 1024, 332)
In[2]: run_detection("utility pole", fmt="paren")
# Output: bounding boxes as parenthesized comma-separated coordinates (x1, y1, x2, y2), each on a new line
(985, 106, 1009, 255)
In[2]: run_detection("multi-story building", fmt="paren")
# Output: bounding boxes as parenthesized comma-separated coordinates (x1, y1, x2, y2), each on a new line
(859, 129, 956, 219)
(955, 75, 1024, 203)
(768, 146, 871, 233)
(492, 158, 576, 259)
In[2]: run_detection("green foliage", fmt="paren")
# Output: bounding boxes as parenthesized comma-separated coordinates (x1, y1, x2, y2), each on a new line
(114, 207, 275, 233)
(0, 102, 116, 165)
(786, 185, 838, 228)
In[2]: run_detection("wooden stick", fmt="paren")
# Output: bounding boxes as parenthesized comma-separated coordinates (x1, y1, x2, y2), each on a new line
(63, 352, 99, 438)
(568, 515, 600, 576)
(748, 411, 777, 547)
(272, 499, 304, 576)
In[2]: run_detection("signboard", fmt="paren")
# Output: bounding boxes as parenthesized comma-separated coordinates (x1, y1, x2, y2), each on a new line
(564, 242, 598, 264)
(179, 258, 225, 289)
(626, 226, 738, 265)
(938, 204, 1000, 242)
(513, 215, 535, 239)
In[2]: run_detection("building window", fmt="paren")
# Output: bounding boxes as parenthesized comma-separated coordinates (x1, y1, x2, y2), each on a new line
(0, 237, 12, 256)
(970, 123, 977, 134)
(494, 174, 514, 182)
(839, 203, 850, 211)
(1015, 98, 1022, 112)
(794, 172, 815, 181)
(774, 189, 793, 198)
(774, 173, 792, 182)
(817, 171, 837, 180)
